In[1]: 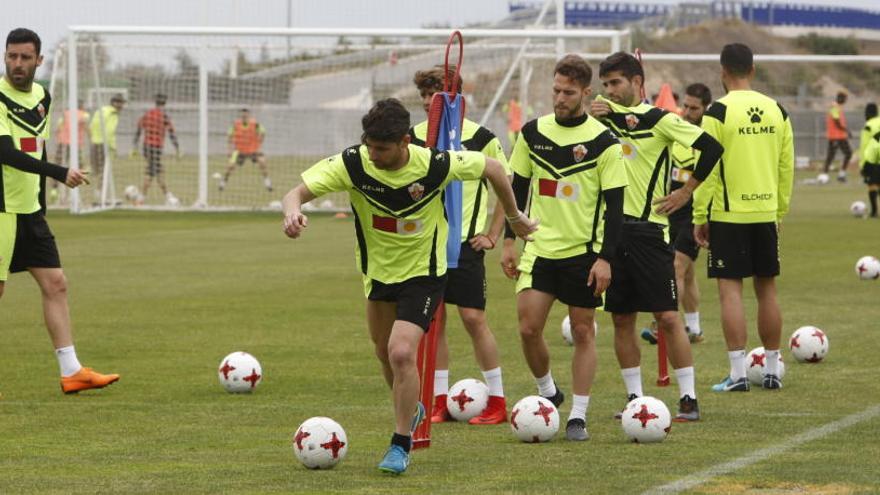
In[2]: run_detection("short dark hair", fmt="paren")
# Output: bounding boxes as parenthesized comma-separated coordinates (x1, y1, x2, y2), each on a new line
(554, 54, 592, 87)
(598, 51, 644, 81)
(836, 91, 848, 104)
(413, 65, 464, 94)
(866, 103, 878, 120)
(720, 43, 753, 78)
(6, 28, 41, 55)
(155, 93, 167, 105)
(361, 98, 410, 143)
(685, 83, 712, 107)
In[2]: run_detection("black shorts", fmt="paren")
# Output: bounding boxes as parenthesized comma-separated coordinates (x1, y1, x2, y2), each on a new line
(236, 152, 263, 166)
(9, 212, 62, 274)
(604, 221, 678, 314)
(516, 251, 603, 308)
(827, 139, 852, 158)
(444, 242, 487, 310)
(368, 275, 447, 331)
(863, 163, 880, 185)
(707, 221, 779, 279)
(669, 217, 699, 261)
(144, 145, 163, 177)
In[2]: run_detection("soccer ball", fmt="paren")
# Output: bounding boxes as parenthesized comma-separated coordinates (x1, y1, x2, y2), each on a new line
(123, 185, 139, 201)
(217, 352, 263, 393)
(851, 201, 867, 217)
(561, 316, 599, 346)
(268, 200, 283, 211)
(621, 396, 671, 443)
(855, 256, 880, 280)
(319, 199, 334, 210)
(509, 396, 559, 443)
(789, 326, 829, 363)
(292, 417, 348, 469)
(816, 173, 830, 184)
(746, 346, 786, 385)
(446, 378, 489, 421)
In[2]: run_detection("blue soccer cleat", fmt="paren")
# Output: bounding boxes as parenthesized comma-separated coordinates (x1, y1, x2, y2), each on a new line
(378, 445, 410, 475)
(711, 376, 750, 392)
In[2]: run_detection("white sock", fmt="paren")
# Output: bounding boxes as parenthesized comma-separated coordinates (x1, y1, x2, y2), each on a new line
(684, 312, 701, 334)
(433, 369, 449, 396)
(674, 366, 696, 399)
(729, 350, 747, 381)
(56, 346, 82, 377)
(535, 371, 556, 397)
(765, 349, 780, 376)
(621, 367, 643, 397)
(568, 394, 590, 422)
(481, 367, 504, 397)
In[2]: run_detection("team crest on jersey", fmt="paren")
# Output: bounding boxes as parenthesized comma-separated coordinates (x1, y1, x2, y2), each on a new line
(625, 113, 640, 130)
(572, 144, 588, 162)
(408, 182, 425, 201)
(37, 103, 46, 119)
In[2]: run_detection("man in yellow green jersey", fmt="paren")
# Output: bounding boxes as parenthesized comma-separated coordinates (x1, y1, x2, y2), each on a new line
(89, 93, 126, 194)
(0, 28, 119, 395)
(281, 98, 536, 474)
(501, 55, 628, 441)
(591, 51, 724, 421)
(657, 43, 794, 392)
(409, 65, 510, 425)
(859, 103, 880, 217)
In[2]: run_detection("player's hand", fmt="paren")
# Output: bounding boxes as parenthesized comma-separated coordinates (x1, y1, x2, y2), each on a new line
(653, 188, 691, 216)
(500, 239, 520, 279)
(65, 168, 89, 188)
(506, 211, 538, 241)
(589, 100, 611, 118)
(694, 223, 709, 248)
(468, 233, 496, 252)
(587, 257, 611, 296)
(283, 211, 309, 239)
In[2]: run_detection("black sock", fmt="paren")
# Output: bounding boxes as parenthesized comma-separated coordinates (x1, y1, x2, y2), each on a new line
(870, 190, 878, 216)
(391, 432, 412, 453)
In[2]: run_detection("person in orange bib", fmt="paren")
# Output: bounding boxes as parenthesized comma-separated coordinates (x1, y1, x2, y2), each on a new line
(220, 108, 272, 192)
(823, 91, 853, 182)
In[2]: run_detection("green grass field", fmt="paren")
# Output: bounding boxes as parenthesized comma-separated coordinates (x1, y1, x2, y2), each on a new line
(3, 177, 880, 494)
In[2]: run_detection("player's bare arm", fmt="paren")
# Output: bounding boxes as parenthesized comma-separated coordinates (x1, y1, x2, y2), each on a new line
(282, 183, 316, 239)
(483, 157, 537, 241)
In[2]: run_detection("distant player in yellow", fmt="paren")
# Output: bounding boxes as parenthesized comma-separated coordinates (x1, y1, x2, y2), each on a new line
(220, 108, 272, 192)
(859, 103, 880, 217)
(89, 93, 126, 193)
(0, 28, 119, 395)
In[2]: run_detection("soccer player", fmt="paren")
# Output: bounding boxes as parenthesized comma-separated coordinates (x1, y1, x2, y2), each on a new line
(89, 93, 126, 193)
(409, 65, 510, 425)
(281, 98, 536, 474)
(501, 54, 627, 441)
(859, 103, 880, 217)
(657, 43, 794, 392)
(54, 99, 88, 166)
(219, 108, 272, 192)
(823, 91, 852, 182)
(0, 28, 119, 394)
(590, 52, 723, 421)
(133, 93, 180, 204)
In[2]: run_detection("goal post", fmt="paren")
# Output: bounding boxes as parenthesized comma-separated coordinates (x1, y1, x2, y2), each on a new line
(59, 25, 628, 214)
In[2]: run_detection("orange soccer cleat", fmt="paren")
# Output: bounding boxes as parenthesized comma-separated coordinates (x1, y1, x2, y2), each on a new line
(61, 367, 120, 394)
(430, 394, 451, 424)
(468, 396, 508, 425)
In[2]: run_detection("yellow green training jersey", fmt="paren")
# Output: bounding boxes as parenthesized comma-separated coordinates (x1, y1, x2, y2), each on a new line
(409, 118, 509, 242)
(864, 134, 880, 165)
(301, 144, 486, 294)
(510, 113, 628, 259)
(860, 116, 880, 169)
(0, 77, 52, 214)
(594, 95, 703, 226)
(669, 141, 699, 223)
(89, 105, 120, 149)
(693, 90, 794, 225)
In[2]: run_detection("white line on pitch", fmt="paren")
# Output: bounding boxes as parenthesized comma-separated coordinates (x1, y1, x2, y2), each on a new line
(642, 404, 880, 495)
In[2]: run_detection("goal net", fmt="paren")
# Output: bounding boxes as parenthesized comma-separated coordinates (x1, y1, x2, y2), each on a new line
(53, 26, 627, 213)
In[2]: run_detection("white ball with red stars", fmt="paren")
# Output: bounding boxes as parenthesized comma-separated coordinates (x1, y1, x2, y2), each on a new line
(561, 315, 598, 346)
(509, 396, 559, 443)
(292, 417, 348, 469)
(217, 351, 263, 393)
(446, 378, 489, 421)
(746, 346, 786, 385)
(621, 396, 671, 443)
(855, 256, 880, 280)
(789, 326, 829, 363)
